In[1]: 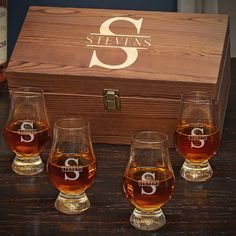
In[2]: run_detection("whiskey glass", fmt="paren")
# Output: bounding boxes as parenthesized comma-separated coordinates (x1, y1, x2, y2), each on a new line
(123, 131, 175, 231)
(47, 118, 96, 214)
(175, 91, 220, 182)
(4, 87, 50, 175)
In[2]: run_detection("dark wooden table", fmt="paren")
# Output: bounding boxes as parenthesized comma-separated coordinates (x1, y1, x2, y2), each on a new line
(0, 59, 236, 236)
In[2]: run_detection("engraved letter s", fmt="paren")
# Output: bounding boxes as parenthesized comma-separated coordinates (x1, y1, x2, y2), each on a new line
(89, 17, 143, 69)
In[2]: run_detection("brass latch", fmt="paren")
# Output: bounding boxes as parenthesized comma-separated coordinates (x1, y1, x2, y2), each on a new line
(103, 89, 121, 110)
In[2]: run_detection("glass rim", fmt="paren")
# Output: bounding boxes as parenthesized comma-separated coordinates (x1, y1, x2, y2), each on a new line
(181, 91, 213, 103)
(54, 118, 89, 130)
(11, 86, 44, 98)
(131, 131, 168, 144)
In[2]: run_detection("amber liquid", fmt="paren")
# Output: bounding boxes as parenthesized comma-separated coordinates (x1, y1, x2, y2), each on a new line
(175, 123, 220, 163)
(123, 167, 174, 211)
(4, 120, 50, 158)
(48, 153, 96, 195)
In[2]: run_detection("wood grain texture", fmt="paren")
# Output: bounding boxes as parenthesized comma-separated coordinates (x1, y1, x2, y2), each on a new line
(43, 93, 179, 146)
(0, 58, 236, 235)
(7, 6, 229, 93)
(6, 6, 231, 145)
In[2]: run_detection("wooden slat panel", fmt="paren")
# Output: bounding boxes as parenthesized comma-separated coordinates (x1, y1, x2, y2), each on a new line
(43, 93, 178, 146)
(7, 72, 216, 99)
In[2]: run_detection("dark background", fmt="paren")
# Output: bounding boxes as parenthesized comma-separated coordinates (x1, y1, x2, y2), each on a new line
(7, 0, 177, 57)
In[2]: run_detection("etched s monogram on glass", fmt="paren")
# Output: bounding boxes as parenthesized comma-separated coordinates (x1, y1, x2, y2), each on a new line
(175, 91, 220, 182)
(47, 118, 96, 214)
(4, 87, 50, 175)
(123, 131, 175, 231)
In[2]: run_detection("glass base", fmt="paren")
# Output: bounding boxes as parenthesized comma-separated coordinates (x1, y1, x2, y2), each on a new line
(12, 155, 44, 176)
(130, 208, 166, 231)
(180, 160, 213, 182)
(55, 192, 90, 214)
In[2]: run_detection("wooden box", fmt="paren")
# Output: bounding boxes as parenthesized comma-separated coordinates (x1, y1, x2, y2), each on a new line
(7, 6, 231, 146)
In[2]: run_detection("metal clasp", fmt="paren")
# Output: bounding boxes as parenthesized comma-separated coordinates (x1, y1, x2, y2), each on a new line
(103, 89, 121, 111)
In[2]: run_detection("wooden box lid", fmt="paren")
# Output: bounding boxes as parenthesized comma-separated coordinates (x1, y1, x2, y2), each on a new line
(7, 6, 229, 99)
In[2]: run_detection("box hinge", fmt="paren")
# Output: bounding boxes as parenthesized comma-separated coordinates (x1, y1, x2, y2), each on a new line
(103, 89, 121, 111)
